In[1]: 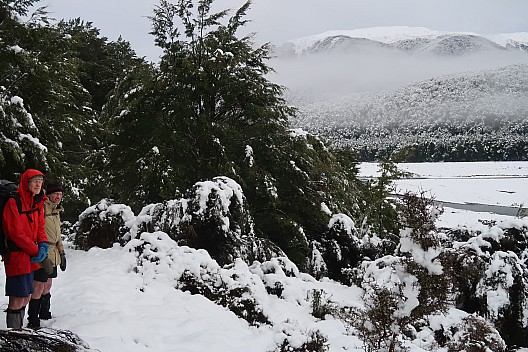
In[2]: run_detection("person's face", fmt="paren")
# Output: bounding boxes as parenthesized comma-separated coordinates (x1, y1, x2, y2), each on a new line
(28, 178, 44, 195)
(48, 191, 63, 204)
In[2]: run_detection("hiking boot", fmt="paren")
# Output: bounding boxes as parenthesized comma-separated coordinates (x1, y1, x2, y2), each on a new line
(27, 319, 41, 330)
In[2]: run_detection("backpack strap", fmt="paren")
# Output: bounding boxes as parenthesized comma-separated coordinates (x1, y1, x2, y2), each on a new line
(11, 193, 39, 223)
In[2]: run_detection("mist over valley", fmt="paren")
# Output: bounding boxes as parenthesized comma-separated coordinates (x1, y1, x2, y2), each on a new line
(269, 27, 528, 161)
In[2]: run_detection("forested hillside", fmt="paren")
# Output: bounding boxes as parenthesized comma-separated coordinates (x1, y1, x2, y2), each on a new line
(273, 28, 528, 162)
(290, 64, 528, 161)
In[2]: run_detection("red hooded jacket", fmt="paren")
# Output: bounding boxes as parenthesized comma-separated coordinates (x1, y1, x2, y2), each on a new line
(2, 169, 48, 277)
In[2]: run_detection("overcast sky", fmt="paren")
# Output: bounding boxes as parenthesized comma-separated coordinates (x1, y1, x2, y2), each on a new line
(36, 0, 528, 62)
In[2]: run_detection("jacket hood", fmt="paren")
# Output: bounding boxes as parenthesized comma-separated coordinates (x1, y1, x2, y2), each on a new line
(18, 169, 46, 210)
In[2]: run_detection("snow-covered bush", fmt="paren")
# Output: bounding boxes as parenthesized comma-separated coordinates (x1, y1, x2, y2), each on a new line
(348, 192, 451, 351)
(179, 176, 257, 265)
(353, 256, 417, 351)
(446, 218, 528, 347)
(135, 176, 286, 266)
(443, 247, 487, 313)
(74, 198, 135, 250)
(277, 330, 329, 352)
(310, 213, 361, 282)
(436, 314, 506, 352)
(125, 231, 269, 326)
(124, 229, 340, 350)
(396, 191, 444, 251)
(475, 250, 528, 347)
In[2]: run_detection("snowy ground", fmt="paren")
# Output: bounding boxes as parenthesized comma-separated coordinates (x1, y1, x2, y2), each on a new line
(0, 161, 527, 351)
(360, 161, 528, 223)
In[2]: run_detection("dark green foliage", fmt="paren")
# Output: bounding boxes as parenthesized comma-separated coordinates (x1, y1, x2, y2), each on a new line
(0, 1, 54, 177)
(56, 19, 143, 112)
(0, 3, 144, 222)
(356, 157, 407, 241)
(353, 130, 528, 163)
(98, 0, 371, 272)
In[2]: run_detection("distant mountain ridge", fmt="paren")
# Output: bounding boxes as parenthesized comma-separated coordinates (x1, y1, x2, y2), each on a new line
(273, 27, 528, 162)
(277, 26, 528, 56)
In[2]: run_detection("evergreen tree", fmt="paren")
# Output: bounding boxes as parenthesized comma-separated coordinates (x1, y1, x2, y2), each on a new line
(98, 0, 370, 271)
(0, 0, 47, 177)
(0, 2, 144, 219)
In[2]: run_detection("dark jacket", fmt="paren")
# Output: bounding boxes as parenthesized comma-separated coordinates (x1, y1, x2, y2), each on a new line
(2, 169, 48, 277)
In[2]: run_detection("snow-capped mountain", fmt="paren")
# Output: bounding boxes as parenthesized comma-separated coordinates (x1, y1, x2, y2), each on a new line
(270, 27, 528, 161)
(277, 26, 528, 56)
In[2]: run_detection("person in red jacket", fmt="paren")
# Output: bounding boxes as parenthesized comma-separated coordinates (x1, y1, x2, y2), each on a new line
(2, 169, 49, 329)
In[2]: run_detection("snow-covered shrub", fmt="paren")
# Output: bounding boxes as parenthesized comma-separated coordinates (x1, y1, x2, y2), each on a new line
(310, 213, 361, 283)
(475, 251, 528, 347)
(446, 218, 528, 348)
(74, 198, 135, 250)
(135, 200, 185, 236)
(411, 309, 506, 352)
(177, 269, 269, 326)
(309, 289, 333, 320)
(176, 176, 255, 265)
(352, 196, 450, 352)
(249, 257, 302, 299)
(394, 192, 450, 320)
(438, 314, 506, 352)
(308, 242, 328, 280)
(396, 191, 444, 251)
(276, 330, 329, 352)
(125, 231, 269, 326)
(444, 247, 487, 313)
(353, 256, 415, 352)
(136, 176, 285, 266)
(61, 220, 77, 242)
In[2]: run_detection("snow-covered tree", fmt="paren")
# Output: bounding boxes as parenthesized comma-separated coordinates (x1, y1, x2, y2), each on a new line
(97, 0, 369, 273)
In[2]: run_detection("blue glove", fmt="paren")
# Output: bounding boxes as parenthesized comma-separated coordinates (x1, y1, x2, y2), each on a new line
(30, 242, 50, 263)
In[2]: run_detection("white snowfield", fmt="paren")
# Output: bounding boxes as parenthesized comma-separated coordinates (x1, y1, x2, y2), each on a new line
(360, 161, 528, 207)
(360, 161, 528, 227)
